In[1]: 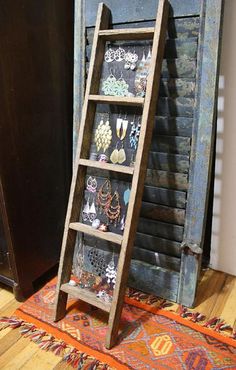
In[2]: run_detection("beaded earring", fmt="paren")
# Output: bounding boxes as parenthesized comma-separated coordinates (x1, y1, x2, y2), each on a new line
(105, 190, 121, 226)
(96, 179, 112, 214)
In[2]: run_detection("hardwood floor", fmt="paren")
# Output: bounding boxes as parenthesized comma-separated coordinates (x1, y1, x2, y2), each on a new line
(0, 268, 235, 369)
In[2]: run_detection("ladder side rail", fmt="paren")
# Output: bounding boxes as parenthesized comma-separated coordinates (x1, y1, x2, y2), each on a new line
(54, 3, 110, 321)
(106, 0, 169, 349)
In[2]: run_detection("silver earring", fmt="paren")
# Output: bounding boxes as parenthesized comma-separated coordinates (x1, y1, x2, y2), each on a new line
(120, 214, 125, 231)
(82, 197, 90, 221)
(88, 197, 97, 223)
(86, 176, 97, 193)
(104, 46, 115, 63)
(114, 46, 125, 62)
(106, 250, 117, 288)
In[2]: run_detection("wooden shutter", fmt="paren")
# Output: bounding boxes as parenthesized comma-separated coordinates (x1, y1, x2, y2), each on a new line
(73, 0, 224, 307)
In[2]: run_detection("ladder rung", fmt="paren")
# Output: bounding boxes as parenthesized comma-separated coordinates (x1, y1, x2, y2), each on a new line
(98, 27, 155, 41)
(79, 158, 134, 175)
(69, 222, 123, 245)
(60, 283, 111, 313)
(89, 94, 144, 107)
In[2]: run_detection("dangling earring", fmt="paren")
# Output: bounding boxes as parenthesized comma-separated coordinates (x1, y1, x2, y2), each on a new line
(110, 142, 119, 164)
(96, 179, 112, 214)
(104, 45, 115, 63)
(86, 176, 97, 193)
(105, 190, 121, 226)
(74, 238, 85, 280)
(82, 196, 90, 221)
(88, 197, 97, 223)
(102, 70, 117, 96)
(118, 142, 126, 164)
(94, 114, 112, 153)
(114, 46, 125, 62)
(113, 73, 129, 97)
(120, 214, 125, 231)
(129, 116, 141, 150)
(105, 249, 117, 288)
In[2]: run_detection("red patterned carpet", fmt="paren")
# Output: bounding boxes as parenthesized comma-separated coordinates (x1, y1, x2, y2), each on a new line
(1, 277, 236, 369)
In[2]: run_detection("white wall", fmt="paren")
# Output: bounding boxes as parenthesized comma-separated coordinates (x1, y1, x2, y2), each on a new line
(210, 0, 236, 276)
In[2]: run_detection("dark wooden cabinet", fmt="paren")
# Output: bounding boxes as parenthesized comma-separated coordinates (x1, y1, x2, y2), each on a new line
(0, 0, 74, 300)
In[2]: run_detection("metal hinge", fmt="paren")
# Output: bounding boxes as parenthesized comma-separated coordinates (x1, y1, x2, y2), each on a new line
(180, 241, 202, 255)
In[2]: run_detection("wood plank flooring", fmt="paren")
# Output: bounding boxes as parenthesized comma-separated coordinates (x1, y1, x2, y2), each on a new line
(0, 268, 235, 369)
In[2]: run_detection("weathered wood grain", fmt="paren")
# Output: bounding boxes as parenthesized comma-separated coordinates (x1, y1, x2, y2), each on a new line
(148, 152, 189, 173)
(129, 260, 179, 301)
(156, 97, 194, 117)
(135, 232, 181, 257)
(154, 116, 193, 137)
(160, 78, 195, 97)
(132, 246, 181, 271)
(86, 16, 200, 41)
(151, 135, 191, 154)
(138, 217, 184, 242)
(145, 169, 188, 191)
(142, 185, 186, 208)
(140, 202, 185, 225)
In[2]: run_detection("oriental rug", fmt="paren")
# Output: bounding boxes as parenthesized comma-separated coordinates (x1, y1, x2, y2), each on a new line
(1, 277, 236, 369)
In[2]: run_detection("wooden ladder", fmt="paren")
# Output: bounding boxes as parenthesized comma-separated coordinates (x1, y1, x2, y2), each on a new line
(54, 0, 169, 349)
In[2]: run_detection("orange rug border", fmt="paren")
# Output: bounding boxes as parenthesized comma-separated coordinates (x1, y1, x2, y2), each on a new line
(15, 308, 130, 370)
(124, 297, 236, 349)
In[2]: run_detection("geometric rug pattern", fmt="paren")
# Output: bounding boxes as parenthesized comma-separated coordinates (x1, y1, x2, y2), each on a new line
(14, 278, 236, 369)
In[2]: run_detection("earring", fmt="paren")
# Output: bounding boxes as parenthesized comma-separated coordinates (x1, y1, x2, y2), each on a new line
(113, 74, 129, 97)
(82, 196, 90, 221)
(118, 142, 126, 164)
(74, 239, 85, 280)
(129, 116, 141, 150)
(94, 115, 112, 152)
(124, 49, 138, 71)
(123, 186, 131, 206)
(88, 197, 97, 223)
(86, 176, 97, 193)
(106, 250, 117, 288)
(102, 71, 117, 96)
(120, 214, 125, 231)
(96, 179, 112, 214)
(105, 190, 121, 226)
(104, 46, 115, 63)
(114, 46, 125, 62)
(119, 117, 128, 141)
(110, 143, 119, 164)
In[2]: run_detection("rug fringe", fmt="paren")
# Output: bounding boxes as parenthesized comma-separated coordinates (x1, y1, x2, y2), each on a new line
(0, 316, 111, 369)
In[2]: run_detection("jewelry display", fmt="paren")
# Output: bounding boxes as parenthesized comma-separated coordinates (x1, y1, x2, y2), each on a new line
(105, 190, 121, 226)
(86, 176, 97, 193)
(94, 116, 112, 152)
(129, 116, 141, 150)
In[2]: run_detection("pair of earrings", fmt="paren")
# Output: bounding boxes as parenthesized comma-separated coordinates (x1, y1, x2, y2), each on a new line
(135, 47, 152, 97)
(110, 115, 128, 165)
(82, 196, 97, 223)
(105, 46, 125, 63)
(96, 180, 121, 226)
(102, 71, 132, 97)
(129, 116, 141, 150)
(94, 116, 112, 152)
